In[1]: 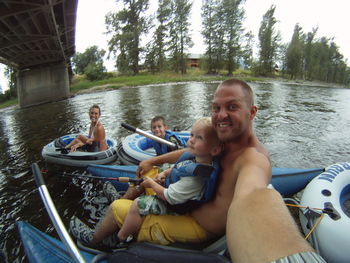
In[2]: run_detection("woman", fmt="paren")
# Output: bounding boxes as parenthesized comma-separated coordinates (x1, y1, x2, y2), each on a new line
(66, 104, 108, 152)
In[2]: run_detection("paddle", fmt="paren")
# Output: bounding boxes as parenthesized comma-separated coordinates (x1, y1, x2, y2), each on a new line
(60, 171, 144, 185)
(32, 163, 86, 263)
(121, 122, 178, 149)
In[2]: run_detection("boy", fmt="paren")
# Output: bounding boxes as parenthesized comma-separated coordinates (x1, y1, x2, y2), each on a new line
(115, 117, 222, 245)
(102, 116, 186, 202)
(146, 116, 187, 155)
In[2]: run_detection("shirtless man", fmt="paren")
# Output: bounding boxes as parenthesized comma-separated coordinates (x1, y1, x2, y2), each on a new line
(70, 79, 325, 262)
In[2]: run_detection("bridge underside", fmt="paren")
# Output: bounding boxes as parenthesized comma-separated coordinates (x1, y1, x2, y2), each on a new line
(0, 0, 78, 107)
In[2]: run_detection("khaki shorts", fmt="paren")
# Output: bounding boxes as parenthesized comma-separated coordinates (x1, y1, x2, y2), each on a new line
(111, 199, 209, 245)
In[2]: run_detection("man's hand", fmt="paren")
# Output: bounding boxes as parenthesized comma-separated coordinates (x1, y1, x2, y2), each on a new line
(137, 159, 154, 177)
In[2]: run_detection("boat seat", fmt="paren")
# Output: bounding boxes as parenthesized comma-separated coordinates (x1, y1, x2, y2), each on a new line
(54, 137, 68, 148)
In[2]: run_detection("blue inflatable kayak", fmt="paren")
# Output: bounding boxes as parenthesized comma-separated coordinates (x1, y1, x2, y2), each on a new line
(87, 164, 324, 197)
(17, 220, 230, 263)
(17, 163, 325, 263)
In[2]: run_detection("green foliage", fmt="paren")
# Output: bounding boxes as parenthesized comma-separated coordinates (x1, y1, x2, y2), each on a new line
(221, 0, 245, 75)
(241, 31, 254, 70)
(286, 24, 304, 79)
(201, 0, 246, 75)
(72, 45, 106, 75)
(256, 5, 281, 76)
(105, 0, 150, 75)
(279, 24, 350, 85)
(201, 0, 220, 74)
(0, 67, 18, 104)
(84, 63, 107, 81)
(4, 66, 17, 98)
(168, 0, 193, 74)
(144, 0, 172, 73)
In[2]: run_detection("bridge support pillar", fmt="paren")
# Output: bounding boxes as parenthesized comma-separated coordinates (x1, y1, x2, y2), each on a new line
(17, 62, 70, 108)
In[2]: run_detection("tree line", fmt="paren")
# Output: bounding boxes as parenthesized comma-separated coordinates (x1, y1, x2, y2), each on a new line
(2, 0, 349, 94)
(73, 0, 349, 84)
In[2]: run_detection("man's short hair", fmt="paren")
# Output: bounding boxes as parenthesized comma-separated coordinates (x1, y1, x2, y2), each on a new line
(220, 79, 254, 106)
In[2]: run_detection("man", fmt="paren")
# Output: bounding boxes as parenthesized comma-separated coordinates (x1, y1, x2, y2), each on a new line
(71, 79, 325, 262)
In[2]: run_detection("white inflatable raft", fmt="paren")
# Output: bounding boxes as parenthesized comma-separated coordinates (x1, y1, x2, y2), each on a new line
(299, 162, 350, 263)
(42, 134, 118, 167)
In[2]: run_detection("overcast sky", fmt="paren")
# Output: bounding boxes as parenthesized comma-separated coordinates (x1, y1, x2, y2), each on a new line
(1, 0, 349, 91)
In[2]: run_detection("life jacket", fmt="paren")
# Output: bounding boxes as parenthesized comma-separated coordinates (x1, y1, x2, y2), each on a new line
(152, 130, 187, 155)
(165, 151, 220, 207)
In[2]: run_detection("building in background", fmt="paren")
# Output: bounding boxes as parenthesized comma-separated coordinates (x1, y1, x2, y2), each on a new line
(186, 53, 201, 68)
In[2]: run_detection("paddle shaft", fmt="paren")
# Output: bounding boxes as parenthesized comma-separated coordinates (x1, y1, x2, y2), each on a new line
(121, 122, 177, 148)
(62, 172, 143, 184)
(32, 163, 86, 263)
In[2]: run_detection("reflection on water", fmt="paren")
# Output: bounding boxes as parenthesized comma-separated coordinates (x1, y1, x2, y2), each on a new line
(0, 81, 350, 262)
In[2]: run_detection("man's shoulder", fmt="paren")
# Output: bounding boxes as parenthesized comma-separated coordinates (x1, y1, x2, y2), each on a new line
(221, 145, 270, 170)
(240, 146, 270, 162)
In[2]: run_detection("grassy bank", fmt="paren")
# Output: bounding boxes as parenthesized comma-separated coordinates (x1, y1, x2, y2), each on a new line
(70, 69, 262, 93)
(1, 68, 334, 109)
(2, 70, 249, 109)
(0, 98, 18, 109)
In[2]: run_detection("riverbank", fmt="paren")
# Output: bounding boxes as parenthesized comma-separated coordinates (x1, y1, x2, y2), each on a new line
(0, 70, 347, 109)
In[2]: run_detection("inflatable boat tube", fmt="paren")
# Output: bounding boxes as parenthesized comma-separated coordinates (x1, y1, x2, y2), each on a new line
(299, 162, 350, 263)
(118, 131, 190, 165)
(42, 134, 118, 167)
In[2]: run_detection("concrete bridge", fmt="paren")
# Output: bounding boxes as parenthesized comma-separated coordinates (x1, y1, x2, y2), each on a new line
(0, 0, 78, 108)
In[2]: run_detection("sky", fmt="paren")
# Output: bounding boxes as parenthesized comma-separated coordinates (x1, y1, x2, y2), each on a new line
(1, 0, 349, 91)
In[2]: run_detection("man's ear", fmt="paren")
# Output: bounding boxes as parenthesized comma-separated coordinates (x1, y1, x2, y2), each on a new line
(249, 105, 257, 120)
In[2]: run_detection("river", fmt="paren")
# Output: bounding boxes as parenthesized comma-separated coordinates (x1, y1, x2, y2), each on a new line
(1, 81, 350, 262)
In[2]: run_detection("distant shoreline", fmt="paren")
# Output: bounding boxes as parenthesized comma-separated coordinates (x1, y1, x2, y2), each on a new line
(0, 75, 347, 110)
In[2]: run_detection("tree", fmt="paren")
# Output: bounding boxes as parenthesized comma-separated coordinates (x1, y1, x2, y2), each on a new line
(201, 0, 246, 75)
(168, 0, 193, 74)
(105, 0, 150, 75)
(256, 5, 281, 76)
(221, 0, 245, 75)
(201, 0, 219, 74)
(240, 31, 254, 69)
(286, 24, 304, 79)
(4, 66, 17, 98)
(303, 27, 318, 80)
(144, 0, 172, 72)
(71, 45, 106, 79)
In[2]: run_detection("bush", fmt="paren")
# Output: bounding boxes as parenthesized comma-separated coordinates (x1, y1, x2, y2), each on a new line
(84, 63, 106, 81)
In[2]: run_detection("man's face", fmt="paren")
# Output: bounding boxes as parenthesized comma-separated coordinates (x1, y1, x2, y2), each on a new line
(211, 84, 256, 142)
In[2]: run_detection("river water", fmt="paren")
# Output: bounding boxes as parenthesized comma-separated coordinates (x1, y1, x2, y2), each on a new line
(1, 81, 350, 262)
